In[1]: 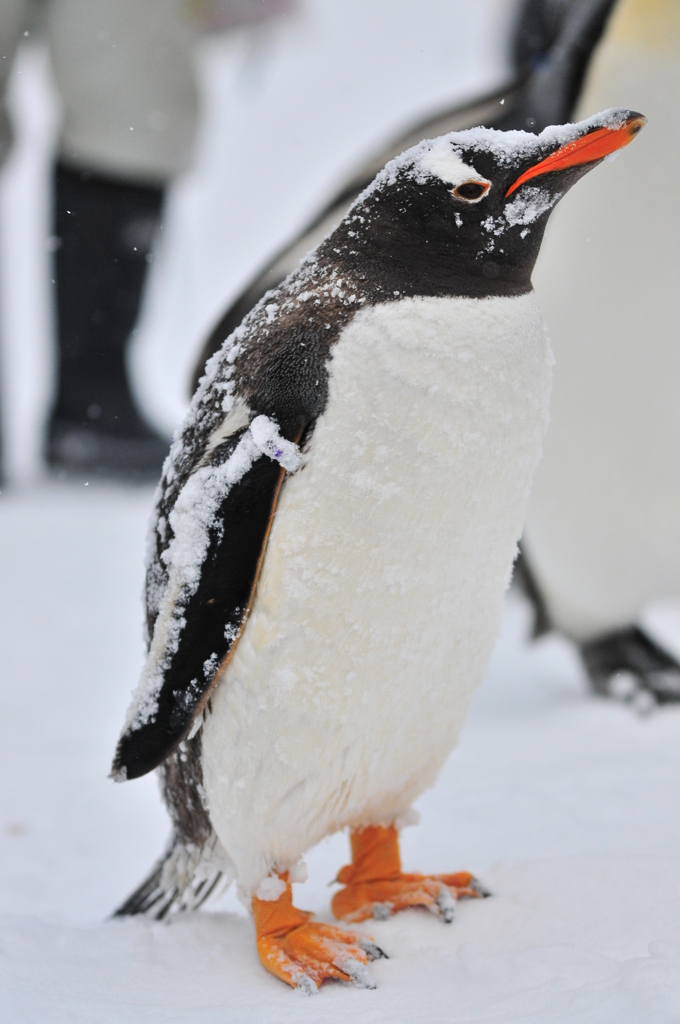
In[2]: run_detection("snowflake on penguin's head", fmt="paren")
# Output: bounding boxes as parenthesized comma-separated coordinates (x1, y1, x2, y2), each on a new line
(355, 107, 632, 204)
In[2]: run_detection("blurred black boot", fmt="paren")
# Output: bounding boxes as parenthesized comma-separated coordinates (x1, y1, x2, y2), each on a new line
(47, 163, 170, 478)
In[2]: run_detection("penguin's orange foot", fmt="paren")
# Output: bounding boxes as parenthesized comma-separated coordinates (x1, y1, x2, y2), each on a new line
(331, 825, 488, 924)
(331, 871, 481, 923)
(252, 876, 385, 993)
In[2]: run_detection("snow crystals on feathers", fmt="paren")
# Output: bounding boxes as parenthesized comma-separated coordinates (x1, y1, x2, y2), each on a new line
(124, 418, 302, 733)
(355, 108, 630, 203)
(504, 186, 562, 227)
(123, 247, 366, 737)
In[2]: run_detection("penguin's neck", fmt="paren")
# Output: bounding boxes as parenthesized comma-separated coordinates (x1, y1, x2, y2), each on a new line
(322, 197, 540, 302)
(327, 232, 536, 303)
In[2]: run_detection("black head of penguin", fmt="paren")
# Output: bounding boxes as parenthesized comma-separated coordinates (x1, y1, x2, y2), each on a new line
(324, 108, 645, 301)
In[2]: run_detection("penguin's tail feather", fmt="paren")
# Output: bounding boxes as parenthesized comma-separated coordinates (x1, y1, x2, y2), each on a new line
(113, 831, 234, 920)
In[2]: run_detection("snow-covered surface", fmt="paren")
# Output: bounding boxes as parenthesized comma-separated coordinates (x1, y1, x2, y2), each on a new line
(3, 482, 680, 1021)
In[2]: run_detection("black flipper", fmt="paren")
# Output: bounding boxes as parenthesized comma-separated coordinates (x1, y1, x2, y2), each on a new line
(112, 434, 291, 781)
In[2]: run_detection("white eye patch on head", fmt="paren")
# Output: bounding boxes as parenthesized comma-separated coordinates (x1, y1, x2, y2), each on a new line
(418, 138, 490, 197)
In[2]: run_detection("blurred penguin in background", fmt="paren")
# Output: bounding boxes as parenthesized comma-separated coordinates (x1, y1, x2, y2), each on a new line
(0, 0, 291, 479)
(521, 0, 680, 707)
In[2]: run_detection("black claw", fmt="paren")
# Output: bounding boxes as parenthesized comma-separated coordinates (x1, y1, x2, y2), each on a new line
(472, 880, 492, 898)
(358, 937, 388, 960)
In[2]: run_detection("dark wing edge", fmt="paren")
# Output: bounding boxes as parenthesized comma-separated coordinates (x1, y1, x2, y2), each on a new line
(112, 451, 291, 782)
(512, 543, 552, 639)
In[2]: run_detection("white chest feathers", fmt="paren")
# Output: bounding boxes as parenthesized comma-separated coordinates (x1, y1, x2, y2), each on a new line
(201, 293, 552, 892)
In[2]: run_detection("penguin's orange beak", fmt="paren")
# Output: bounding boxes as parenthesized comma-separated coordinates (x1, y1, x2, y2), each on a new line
(505, 113, 646, 197)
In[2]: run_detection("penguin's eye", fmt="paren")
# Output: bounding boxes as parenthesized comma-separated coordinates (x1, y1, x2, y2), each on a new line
(452, 180, 490, 202)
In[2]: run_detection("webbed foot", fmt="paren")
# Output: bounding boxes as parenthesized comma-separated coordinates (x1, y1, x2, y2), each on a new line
(253, 876, 385, 992)
(331, 825, 488, 924)
(582, 626, 680, 711)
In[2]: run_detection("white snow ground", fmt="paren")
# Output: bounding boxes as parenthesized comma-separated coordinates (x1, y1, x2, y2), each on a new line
(2, 2, 680, 1021)
(3, 484, 680, 1022)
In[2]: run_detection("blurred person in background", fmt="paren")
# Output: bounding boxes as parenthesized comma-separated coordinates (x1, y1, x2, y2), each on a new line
(0, 0, 290, 479)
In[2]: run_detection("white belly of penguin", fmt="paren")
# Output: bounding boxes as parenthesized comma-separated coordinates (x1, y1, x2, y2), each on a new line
(202, 293, 552, 892)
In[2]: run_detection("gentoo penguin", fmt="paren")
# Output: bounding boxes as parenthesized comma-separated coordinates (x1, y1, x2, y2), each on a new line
(519, 0, 680, 704)
(112, 109, 644, 992)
